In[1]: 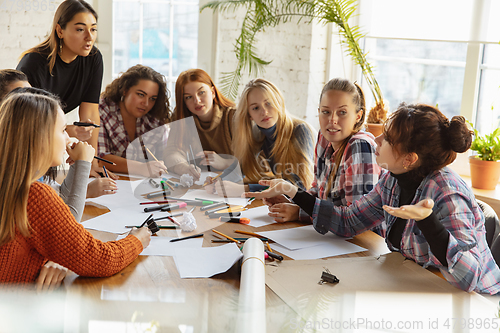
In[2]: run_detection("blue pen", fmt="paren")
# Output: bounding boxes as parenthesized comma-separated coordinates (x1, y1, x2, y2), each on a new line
(102, 165, 109, 178)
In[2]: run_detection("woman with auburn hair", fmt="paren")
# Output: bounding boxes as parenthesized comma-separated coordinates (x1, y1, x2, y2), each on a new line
(206, 78, 314, 197)
(16, 0, 111, 178)
(98, 64, 171, 177)
(260, 78, 384, 236)
(247, 103, 500, 294)
(167, 68, 236, 180)
(0, 91, 150, 291)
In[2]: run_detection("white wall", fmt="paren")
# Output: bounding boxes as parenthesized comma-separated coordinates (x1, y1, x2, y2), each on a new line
(0, 1, 64, 69)
(213, 7, 331, 127)
(1, 1, 346, 130)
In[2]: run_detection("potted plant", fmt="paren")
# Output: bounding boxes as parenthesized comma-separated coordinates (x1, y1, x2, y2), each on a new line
(469, 125, 500, 190)
(201, 0, 389, 129)
(365, 99, 387, 137)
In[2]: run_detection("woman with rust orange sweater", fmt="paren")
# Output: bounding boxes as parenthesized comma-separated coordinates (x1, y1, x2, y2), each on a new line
(0, 89, 151, 290)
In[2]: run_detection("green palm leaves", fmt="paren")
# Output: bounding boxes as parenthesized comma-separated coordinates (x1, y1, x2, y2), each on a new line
(201, 0, 384, 114)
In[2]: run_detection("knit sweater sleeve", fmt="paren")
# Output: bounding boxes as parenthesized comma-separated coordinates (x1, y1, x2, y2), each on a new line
(27, 182, 143, 277)
(57, 160, 91, 223)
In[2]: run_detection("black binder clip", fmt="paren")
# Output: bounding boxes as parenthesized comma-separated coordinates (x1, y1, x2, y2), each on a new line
(318, 268, 339, 285)
(146, 218, 160, 235)
(140, 214, 160, 235)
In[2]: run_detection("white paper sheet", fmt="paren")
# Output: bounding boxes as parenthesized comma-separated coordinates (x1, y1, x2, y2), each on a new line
(173, 243, 243, 278)
(239, 205, 275, 227)
(86, 180, 143, 211)
(257, 225, 351, 250)
(179, 189, 250, 207)
(81, 209, 153, 234)
(113, 235, 203, 256)
(140, 237, 203, 256)
(271, 241, 366, 260)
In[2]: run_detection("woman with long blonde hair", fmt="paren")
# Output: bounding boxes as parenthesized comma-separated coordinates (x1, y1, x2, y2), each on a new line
(208, 78, 315, 195)
(0, 90, 150, 290)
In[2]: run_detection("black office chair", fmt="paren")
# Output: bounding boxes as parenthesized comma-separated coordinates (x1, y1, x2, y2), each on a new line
(477, 199, 500, 266)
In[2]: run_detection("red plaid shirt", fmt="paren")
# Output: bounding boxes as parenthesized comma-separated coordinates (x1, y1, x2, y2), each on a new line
(309, 131, 383, 205)
(98, 98, 166, 158)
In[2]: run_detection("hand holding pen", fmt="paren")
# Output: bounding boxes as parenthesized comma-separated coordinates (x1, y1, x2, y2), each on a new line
(196, 151, 234, 170)
(173, 146, 201, 180)
(71, 119, 97, 142)
(141, 147, 168, 178)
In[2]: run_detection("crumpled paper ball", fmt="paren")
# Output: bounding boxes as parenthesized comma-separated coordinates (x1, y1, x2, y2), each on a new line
(179, 211, 197, 232)
(179, 174, 194, 187)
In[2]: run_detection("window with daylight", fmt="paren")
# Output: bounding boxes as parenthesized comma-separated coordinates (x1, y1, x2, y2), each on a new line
(113, 0, 199, 94)
(356, 0, 500, 136)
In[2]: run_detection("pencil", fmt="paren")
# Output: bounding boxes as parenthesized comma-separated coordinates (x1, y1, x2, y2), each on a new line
(146, 147, 168, 174)
(189, 145, 195, 164)
(94, 156, 116, 165)
(266, 241, 273, 253)
(235, 230, 262, 238)
(138, 214, 154, 228)
(212, 229, 241, 244)
(211, 237, 269, 242)
(213, 206, 247, 214)
(126, 225, 177, 229)
(102, 165, 109, 178)
(153, 211, 183, 221)
(145, 147, 159, 162)
(202, 170, 224, 187)
(170, 233, 204, 243)
(140, 200, 178, 205)
(162, 180, 175, 191)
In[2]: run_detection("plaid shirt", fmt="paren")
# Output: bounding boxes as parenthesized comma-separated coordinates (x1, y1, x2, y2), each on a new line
(312, 167, 500, 294)
(98, 98, 167, 159)
(300, 131, 386, 235)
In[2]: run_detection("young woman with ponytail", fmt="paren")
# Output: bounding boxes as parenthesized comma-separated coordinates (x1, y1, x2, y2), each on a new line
(247, 102, 500, 294)
(262, 78, 384, 235)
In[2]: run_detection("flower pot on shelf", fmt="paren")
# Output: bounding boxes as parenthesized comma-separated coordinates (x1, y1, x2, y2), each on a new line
(365, 123, 384, 138)
(469, 156, 500, 190)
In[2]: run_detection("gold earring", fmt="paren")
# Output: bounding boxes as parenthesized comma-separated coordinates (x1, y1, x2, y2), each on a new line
(59, 38, 63, 52)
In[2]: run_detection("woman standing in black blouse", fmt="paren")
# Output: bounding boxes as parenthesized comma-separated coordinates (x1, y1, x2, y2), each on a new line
(17, 0, 109, 177)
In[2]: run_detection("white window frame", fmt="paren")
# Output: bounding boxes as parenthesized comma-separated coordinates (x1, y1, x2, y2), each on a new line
(93, 0, 217, 92)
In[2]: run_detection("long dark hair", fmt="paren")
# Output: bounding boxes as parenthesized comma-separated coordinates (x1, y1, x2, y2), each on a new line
(20, 0, 98, 74)
(102, 64, 171, 124)
(384, 103, 473, 177)
(0, 69, 28, 101)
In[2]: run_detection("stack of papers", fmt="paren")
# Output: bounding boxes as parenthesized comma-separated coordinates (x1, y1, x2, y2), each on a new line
(257, 225, 366, 260)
